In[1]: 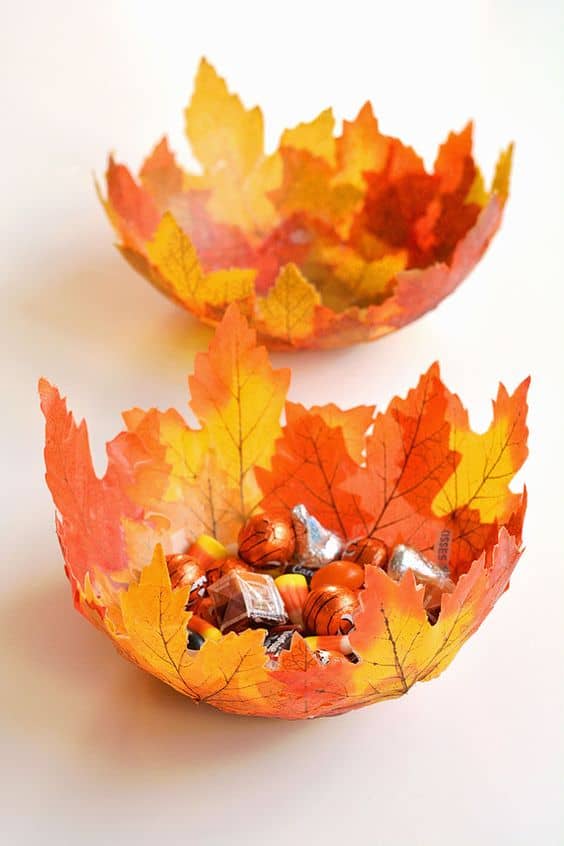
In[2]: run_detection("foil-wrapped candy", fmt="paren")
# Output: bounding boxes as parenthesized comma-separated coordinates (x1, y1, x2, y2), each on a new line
(388, 545, 455, 592)
(291, 504, 343, 569)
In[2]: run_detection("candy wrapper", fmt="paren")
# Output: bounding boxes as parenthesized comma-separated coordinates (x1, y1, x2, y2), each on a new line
(100, 58, 512, 351)
(40, 305, 528, 719)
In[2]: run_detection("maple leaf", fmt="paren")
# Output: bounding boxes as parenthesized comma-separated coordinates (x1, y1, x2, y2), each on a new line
(146, 212, 256, 319)
(256, 402, 372, 539)
(41, 307, 528, 719)
(256, 263, 321, 345)
(100, 58, 512, 350)
(189, 304, 290, 517)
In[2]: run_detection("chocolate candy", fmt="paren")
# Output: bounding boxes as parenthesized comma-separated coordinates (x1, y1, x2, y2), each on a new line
(291, 504, 343, 568)
(191, 595, 217, 625)
(187, 630, 205, 651)
(165, 554, 207, 605)
(343, 536, 389, 568)
(304, 634, 353, 656)
(303, 585, 357, 636)
(188, 534, 229, 570)
(264, 629, 295, 655)
(238, 511, 295, 568)
(274, 574, 309, 628)
(221, 556, 252, 576)
(388, 545, 454, 591)
(208, 570, 288, 633)
(284, 562, 315, 584)
(310, 560, 364, 592)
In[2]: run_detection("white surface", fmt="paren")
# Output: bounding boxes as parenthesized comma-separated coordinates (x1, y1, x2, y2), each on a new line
(2, 2, 563, 843)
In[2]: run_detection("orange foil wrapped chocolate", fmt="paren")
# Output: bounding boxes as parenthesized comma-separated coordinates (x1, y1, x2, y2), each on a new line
(343, 537, 389, 568)
(303, 586, 358, 636)
(238, 511, 295, 568)
(40, 306, 529, 720)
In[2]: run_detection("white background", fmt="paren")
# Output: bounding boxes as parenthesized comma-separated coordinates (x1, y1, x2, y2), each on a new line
(2, 1, 563, 843)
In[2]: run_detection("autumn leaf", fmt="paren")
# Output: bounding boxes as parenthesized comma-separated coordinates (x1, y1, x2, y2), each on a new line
(146, 212, 256, 317)
(257, 262, 321, 344)
(42, 307, 528, 719)
(139, 137, 184, 211)
(119, 544, 193, 694)
(100, 58, 512, 350)
(256, 402, 372, 539)
(432, 378, 529, 523)
(189, 304, 290, 517)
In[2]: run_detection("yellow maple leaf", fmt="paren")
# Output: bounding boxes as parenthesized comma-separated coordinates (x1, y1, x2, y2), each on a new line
(257, 263, 321, 344)
(335, 101, 389, 188)
(281, 108, 336, 165)
(491, 143, 514, 203)
(119, 545, 194, 695)
(184, 58, 280, 233)
(189, 304, 290, 516)
(146, 212, 255, 316)
(432, 380, 529, 523)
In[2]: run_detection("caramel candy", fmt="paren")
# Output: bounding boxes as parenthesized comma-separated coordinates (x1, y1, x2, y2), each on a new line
(208, 570, 288, 633)
(388, 545, 454, 591)
(343, 536, 389, 568)
(166, 554, 207, 605)
(303, 585, 357, 636)
(238, 511, 295, 568)
(292, 504, 343, 568)
(310, 560, 364, 592)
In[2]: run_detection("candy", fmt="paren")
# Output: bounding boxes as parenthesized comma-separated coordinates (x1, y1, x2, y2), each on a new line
(303, 586, 357, 636)
(388, 545, 454, 591)
(187, 615, 222, 642)
(291, 504, 343, 568)
(264, 629, 296, 655)
(187, 630, 205, 651)
(208, 570, 288, 633)
(343, 536, 389, 568)
(220, 556, 252, 576)
(238, 511, 295, 568)
(274, 574, 309, 627)
(284, 562, 315, 584)
(315, 650, 346, 666)
(304, 635, 353, 656)
(188, 534, 229, 570)
(191, 595, 217, 625)
(165, 554, 207, 605)
(310, 561, 364, 592)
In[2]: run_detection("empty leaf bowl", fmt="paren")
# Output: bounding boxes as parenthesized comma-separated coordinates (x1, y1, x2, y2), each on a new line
(40, 306, 528, 719)
(100, 59, 513, 350)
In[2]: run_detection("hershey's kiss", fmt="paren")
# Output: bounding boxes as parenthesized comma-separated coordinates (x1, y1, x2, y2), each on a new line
(388, 545, 454, 591)
(291, 504, 343, 569)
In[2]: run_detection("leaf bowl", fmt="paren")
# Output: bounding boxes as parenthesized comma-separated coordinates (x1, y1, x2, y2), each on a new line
(100, 59, 513, 351)
(41, 306, 528, 719)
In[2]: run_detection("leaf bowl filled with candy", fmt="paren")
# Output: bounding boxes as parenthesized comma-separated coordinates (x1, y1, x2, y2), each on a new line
(100, 58, 513, 350)
(41, 306, 528, 719)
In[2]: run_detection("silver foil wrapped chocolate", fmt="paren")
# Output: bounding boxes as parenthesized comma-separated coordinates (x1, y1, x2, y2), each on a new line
(388, 544, 454, 591)
(291, 504, 343, 569)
